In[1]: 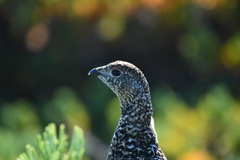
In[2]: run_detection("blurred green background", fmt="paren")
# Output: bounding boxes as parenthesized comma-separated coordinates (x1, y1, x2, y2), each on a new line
(0, 0, 240, 159)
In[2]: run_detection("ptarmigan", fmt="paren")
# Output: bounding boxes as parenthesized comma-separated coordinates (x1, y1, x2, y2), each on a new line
(88, 60, 167, 160)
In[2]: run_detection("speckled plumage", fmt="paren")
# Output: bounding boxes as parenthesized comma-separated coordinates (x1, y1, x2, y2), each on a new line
(89, 61, 167, 160)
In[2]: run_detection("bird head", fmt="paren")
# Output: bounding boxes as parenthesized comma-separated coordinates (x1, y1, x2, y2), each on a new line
(88, 61, 151, 105)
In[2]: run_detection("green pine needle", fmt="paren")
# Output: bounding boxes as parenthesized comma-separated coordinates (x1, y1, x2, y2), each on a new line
(17, 123, 84, 160)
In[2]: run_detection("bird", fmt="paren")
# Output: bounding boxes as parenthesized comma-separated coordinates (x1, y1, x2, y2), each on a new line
(88, 60, 167, 160)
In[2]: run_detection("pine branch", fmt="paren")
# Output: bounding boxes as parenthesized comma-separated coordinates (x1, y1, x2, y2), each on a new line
(17, 123, 84, 160)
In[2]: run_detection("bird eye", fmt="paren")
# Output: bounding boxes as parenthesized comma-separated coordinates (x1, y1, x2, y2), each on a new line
(111, 69, 121, 76)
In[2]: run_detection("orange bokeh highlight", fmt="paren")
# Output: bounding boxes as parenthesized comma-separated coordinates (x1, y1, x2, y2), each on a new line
(25, 24, 49, 52)
(72, 0, 99, 18)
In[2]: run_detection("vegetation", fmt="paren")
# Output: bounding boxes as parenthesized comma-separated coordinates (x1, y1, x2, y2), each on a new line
(0, 0, 239, 160)
(17, 123, 84, 160)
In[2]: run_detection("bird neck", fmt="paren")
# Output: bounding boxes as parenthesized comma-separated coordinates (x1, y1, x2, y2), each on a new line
(119, 91, 153, 125)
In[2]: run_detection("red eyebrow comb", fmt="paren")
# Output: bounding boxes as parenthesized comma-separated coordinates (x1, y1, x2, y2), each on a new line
(112, 66, 121, 70)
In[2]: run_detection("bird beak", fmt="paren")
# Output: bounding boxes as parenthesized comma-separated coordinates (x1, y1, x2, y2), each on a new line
(88, 68, 102, 76)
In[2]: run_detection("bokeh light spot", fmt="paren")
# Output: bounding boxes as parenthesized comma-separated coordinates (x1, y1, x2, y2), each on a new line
(178, 150, 213, 160)
(214, 135, 232, 156)
(178, 34, 199, 58)
(196, 0, 218, 9)
(96, 17, 125, 41)
(25, 24, 49, 52)
(141, 0, 165, 9)
(106, 0, 136, 17)
(73, 0, 98, 18)
(220, 33, 240, 69)
(137, 8, 159, 28)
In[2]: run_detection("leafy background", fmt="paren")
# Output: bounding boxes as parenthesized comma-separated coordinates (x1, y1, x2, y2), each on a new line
(0, 0, 240, 159)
